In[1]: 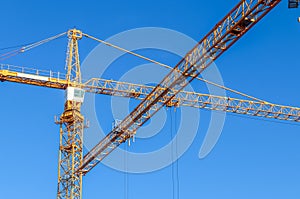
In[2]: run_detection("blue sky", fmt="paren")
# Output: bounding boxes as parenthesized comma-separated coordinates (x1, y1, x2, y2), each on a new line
(1, 0, 300, 199)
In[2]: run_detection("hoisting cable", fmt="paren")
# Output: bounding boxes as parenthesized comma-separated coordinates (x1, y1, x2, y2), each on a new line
(83, 33, 268, 103)
(170, 107, 180, 199)
(124, 139, 129, 199)
(170, 108, 175, 199)
(174, 109, 180, 199)
(0, 32, 67, 61)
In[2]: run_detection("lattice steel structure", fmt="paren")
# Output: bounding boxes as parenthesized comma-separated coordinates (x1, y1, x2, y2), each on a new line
(55, 29, 85, 199)
(1, 64, 300, 123)
(79, 0, 282, 174)
(0, 1, 289, 199)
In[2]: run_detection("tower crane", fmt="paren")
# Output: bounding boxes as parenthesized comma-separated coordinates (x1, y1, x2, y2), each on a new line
(0, 0, 294, 198)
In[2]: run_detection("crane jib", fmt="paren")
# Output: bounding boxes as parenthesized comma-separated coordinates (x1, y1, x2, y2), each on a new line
(79, 0, 282, 174)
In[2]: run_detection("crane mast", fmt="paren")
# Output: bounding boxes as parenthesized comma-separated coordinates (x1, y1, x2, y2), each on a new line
(55, 29, 85, 199)
(0, 0, 291, 199)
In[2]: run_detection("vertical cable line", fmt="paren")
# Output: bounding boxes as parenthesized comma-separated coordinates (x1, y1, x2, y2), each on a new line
(124, 141, 129, 199)
(170, 108, 175, 199)
(175, 109, 180, 199)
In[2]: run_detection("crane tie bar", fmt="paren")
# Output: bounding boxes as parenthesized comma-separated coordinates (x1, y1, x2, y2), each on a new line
(82, 32, 268, 103)
(0, 32, 67, 61)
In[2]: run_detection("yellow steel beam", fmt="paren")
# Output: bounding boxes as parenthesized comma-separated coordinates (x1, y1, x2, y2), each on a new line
(56, 29, 84, 199)
(79, 0, 282, 174)
(2, 64, 299, 124)
(0, 64, 67, 89)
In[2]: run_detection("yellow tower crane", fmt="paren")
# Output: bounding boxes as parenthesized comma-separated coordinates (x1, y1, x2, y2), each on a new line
(0, 0, 293, 198)
(56, 29, 85, 199)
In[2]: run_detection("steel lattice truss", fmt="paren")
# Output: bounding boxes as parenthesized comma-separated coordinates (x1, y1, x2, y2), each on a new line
(79, 0, 282, 174)
(0, 1, 288, 199)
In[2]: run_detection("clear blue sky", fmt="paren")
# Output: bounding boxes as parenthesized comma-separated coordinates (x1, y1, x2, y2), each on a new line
(1, 0, 300, 199)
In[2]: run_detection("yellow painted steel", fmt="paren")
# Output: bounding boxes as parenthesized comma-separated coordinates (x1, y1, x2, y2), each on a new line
(0, 65, 68, 89)
(2, 64, 299, 123)
(80, 0, 283, 174)
(66, 29, 82, 85)
(0, 0, 285, 197)
(0, 70, 17, 76)
(55, 29, 84, 199)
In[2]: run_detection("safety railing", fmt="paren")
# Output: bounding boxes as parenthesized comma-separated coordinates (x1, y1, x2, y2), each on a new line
(0, 64, 68, 80)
